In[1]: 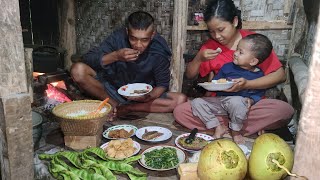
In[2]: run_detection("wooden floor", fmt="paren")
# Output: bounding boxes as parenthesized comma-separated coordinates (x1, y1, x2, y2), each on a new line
(34, 111, 258, 180)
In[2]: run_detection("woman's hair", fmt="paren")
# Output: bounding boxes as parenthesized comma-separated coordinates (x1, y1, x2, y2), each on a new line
(204, 0, 242, 29)
(243, 34, 273, 64)
(127, 11, 154, 30)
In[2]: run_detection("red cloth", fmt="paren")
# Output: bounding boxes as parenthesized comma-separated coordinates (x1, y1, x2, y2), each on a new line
(199, 30, 282, 77)
(173, 99, 294, 136)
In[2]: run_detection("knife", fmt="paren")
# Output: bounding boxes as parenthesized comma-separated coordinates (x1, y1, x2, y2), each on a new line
(185, 128, 198, 144)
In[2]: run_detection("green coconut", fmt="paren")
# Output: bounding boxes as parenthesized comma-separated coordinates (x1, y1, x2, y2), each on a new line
(249, 133, 294, 180)
(197, 139, 247, 180)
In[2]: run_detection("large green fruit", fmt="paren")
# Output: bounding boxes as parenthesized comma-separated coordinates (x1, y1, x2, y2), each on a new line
(197, 139, 247, 180)
(249, 133, 294, 180)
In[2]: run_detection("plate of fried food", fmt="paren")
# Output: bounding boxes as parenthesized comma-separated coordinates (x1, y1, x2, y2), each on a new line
(136, 126, 172, 143)
(198, 78, 235, 91)
(118, 83, 153, 97)
(101, 138, 140, 160)
(175, 133, 213, 152)
(139, 145, 186, 171)
(103, 124, 137, 139)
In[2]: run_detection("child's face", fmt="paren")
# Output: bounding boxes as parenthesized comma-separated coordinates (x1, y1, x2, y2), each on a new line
(233, 39, 258, 70)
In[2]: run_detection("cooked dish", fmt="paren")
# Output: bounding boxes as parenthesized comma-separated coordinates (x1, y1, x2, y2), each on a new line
(142, 129, 163, 140)
(103, 138, 136, 159)
(178, 136, 209, 151)
(108, 128, 134, 139)
(217, 78, 228, 83)
(144, 147, 179, 169)
(131, 89, 149, 94)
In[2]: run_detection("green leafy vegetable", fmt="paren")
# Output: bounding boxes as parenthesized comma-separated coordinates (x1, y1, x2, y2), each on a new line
(39, 147, 147, 180)
(144, 147, 179, 169)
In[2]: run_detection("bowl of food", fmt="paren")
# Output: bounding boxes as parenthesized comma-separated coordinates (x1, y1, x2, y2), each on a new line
(135, 126, 172, 142)
(101, 138, 140, 160)
(139, 145, 186, 171)
(198, 78, 235, 91)
(103, 124, 137, 139)
(175, 133, 213, 152)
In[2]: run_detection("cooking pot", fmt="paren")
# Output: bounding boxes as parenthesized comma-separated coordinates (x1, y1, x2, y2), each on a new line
(33, 46, 65, 73)
(32, 111, 43, 149)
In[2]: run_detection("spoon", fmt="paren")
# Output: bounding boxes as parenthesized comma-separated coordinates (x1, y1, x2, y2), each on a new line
(89, 98, 109, 115)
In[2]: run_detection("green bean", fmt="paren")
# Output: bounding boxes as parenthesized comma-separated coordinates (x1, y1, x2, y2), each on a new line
(40, 147, 144, 180)
(120, 155, 142, 164)
(127, 173, 148, 180)
(72, 169, 107, 180)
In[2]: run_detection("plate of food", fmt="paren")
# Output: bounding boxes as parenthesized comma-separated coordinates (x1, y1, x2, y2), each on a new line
(118, 83, 152, 97)
(198, 78, 235, 91)
(103, 124, 137, 139)
(100, 138, 140, 160)
(135, 126, 172, 142)
(139, 145, 186, 171)
(175, 133, 213, 152)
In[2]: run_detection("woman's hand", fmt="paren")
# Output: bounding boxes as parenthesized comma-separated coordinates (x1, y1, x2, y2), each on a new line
(224, 78, 248, 92)
(199, 49, 221, 62)
(185, 48, 221, 79)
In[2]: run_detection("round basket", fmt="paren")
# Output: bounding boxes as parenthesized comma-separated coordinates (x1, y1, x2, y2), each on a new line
(52, 100, 112, 136)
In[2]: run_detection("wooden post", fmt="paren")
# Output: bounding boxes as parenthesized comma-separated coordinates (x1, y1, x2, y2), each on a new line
(170, 0, 188, 92)
(0, 0, 33, 179)
(290, 9, 320, 179)
(58, 0, 77, 71)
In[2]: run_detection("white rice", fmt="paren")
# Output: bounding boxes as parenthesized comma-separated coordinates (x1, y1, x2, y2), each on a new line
(66, 107, 108, 117)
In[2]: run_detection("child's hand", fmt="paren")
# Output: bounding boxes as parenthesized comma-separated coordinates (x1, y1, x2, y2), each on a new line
(224, 78, 248, 92)
(246, 98, 254, 108)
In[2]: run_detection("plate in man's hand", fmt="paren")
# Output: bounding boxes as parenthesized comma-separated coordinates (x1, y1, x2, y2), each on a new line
(118, 83, 152, 97)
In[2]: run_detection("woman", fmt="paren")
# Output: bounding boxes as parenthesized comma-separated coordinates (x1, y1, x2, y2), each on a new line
(173, 0, 294, 136)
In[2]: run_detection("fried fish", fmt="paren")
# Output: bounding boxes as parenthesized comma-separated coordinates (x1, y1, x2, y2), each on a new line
(142, 129, 163, 140)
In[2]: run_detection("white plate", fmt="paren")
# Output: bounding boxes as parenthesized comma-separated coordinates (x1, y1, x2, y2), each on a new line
(100, 140, 141, 160)
(103, 124, 138, 139)
(198, 80, 235, 91)
(136, 126, 172, 142)
(139, 145, 186, 171)
(118, 83, 153, 97)
(175, 133, 214, 152)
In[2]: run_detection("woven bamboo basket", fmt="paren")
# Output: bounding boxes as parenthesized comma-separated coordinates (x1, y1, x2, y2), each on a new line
(52, 100, 112, 136)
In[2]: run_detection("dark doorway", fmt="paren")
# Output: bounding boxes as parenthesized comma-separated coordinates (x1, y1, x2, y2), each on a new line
(19, 0, 59, 46)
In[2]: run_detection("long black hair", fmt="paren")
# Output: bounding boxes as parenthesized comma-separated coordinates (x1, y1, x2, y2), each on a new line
(204, 0, 242, 29)
(126, 11, 154, 30)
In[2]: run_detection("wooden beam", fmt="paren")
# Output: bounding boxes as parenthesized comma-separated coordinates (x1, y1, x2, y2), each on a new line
(58, 0, 77, 71)
(187, 20, 293, 31)
(170, 0, 188, 92)
(290, 9, 320, 179)
(0, 0, 33, 179)
(288, 56, 308, 103)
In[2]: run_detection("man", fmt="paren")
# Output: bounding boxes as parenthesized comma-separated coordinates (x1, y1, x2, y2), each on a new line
(71, 11, 187, 117)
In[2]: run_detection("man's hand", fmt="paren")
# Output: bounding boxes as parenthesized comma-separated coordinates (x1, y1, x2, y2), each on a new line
(199, 48, 221, 62)
(224, 78, 248, 92)
(126, 94, 151, 102)
(117, 48, 140, 61)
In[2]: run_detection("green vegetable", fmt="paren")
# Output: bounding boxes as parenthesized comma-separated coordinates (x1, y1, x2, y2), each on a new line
(39, 147, 147, 180)
(144, 147, 179, 169)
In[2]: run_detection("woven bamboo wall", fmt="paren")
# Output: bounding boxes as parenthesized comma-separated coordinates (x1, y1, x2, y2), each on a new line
(75, 0, 294, 97)
(75, 0, 173, 54)
(186, 0, 293, 59)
